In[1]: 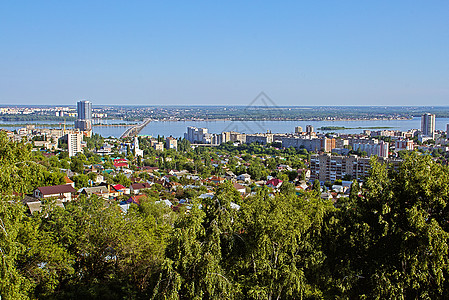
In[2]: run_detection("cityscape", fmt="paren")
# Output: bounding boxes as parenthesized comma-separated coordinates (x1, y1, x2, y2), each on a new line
(2, 99, 449, 298)
(2, 1, 449, 299)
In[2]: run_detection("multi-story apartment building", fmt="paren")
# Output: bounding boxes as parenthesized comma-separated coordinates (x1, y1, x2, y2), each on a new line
(166, 136, 178, 150)
(245, 133, 274, 145)
(395, 139, 414, 151)
(153, 142, 164, 151)
(295, 126, 303, 134)
(353, 141, 389, 158)
(68, 133, 83, 157)
(184, 126, 212, 143)
(310, 153, 401, 182)
(280, 135, 336, 152)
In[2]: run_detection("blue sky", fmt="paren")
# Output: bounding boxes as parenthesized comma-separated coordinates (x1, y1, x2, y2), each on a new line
(0, 1, 448, 106)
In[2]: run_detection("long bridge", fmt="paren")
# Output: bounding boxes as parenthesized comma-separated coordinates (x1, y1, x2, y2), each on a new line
(120, 118, 151, 139)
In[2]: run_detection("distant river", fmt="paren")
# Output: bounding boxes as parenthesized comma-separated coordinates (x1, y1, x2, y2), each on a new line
(2, 117, 449, 138)
(97, 117, 449, 138)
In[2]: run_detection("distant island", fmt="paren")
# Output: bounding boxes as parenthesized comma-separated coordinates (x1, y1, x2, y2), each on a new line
(318, 126, 394, 131)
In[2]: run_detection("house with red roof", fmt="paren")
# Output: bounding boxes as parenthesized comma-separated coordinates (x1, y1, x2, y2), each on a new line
(113, 162, 129, 169)
(113, 158, 129, 169)
(64, 176, 75, 188)
(266, 178, 283, 189)
(112, 184, 130, 195)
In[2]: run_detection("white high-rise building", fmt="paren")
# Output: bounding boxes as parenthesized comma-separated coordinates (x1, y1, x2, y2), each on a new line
(421, 113, 435, 138)
(68, 133, 83, 157)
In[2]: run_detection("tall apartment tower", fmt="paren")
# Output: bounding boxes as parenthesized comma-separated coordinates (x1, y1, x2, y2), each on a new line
(305, 125, 314, 134)
(75, 100, 92, 131)
(77, 100, 92, 119)
(421, 113, 435, 138)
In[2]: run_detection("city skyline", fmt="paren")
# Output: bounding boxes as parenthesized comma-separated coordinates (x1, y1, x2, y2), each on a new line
(1, 1, 448, 106)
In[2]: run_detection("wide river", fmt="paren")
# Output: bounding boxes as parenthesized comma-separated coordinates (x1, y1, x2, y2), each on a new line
(1, 117, 449, 138)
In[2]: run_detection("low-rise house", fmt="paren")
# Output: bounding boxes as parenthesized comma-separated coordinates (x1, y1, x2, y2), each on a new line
(139, 166, 159, 173)
(277, 164, 293, 171)
(113, 162, 129, 169)
(266, 178, 283, 189)
(297, 169, 311, 181)
(108, 185, 122, 198)
(233, 182, 247, 195)
(80, 186, 109, 200)
(320, 192, 333, 200)
(209, 176, 226, 184)
(237, 173, 251, 183)
(199, 193, 214, 199)
(88, 173, 104, 185)
(173, 170, 189, 178)
(155, 199, 173, 207)
(130, 182, 152, 194)
(97, 144, 112, 155)
(296, 180, 309, 190)
(225, 171, 237, 180)
(23, 195, 64, 214)
(112, 184, 128, 196)
(33, 184, 77, 202)
(64, 176, 75, 188)
(331, 185, 346, 193)
(168, 181, 182, 190)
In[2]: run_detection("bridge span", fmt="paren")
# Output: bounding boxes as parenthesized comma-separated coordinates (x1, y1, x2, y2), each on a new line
(120, 118, 151, 139)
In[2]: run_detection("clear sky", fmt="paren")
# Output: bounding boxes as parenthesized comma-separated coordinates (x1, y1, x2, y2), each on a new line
(0, 1, 448, 106)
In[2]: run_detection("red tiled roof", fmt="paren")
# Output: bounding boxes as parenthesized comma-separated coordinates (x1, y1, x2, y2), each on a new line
(266, 178, 283, 187)
(37, 184, 76, 196)
(114, 162, 128, 168)
(113, 184, 126, 190)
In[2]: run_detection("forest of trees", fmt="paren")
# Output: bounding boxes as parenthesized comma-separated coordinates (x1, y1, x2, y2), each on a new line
(2, 135, 449, 299)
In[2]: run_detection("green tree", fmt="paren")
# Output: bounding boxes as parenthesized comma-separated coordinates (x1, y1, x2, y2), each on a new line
(313, 179, 321, 195)
(322, 154, 449, 298)
(72, 174, 89, 188)
(233, 188, 334, 299)
(70, 156, 84, 174)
